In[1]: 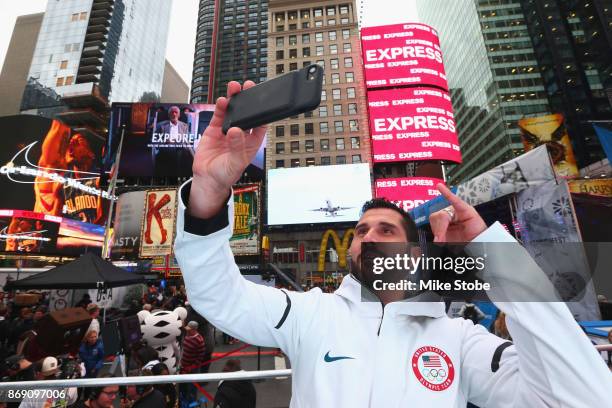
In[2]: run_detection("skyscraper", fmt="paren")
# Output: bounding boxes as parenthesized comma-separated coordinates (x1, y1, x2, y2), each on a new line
(266, 0, 370, 169)
(20, 0, 171, 114)
(518, 0, 612, 167)
(0, 13, 43, 117)
(416, 0, 551, 183)
(191, 0, 269, 104)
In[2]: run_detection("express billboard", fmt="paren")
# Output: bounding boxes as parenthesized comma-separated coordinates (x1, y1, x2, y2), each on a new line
(360, 23, 448, 91)
(367, 87, 461, 164)
(267, 164, 372, 226)
(375, 177, 444, 212)
(0, 115, 108, 255)
(104, 103, 265, 179)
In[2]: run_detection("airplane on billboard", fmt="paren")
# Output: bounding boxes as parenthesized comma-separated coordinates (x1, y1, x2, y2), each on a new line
(310, 200, 354, 217)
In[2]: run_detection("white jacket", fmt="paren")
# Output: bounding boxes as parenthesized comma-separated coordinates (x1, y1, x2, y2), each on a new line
(174, 182, 610, 407)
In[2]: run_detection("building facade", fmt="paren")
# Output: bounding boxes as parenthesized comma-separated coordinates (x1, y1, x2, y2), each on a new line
(0, 13, 43, 117)
(266, 0, 370, 170)
(161, 60, 189, 103)
(190, 0, 269, 103)
(21, 0, 171, 114)
(518, 0, 612, 167)
(416, 0, 551, 184)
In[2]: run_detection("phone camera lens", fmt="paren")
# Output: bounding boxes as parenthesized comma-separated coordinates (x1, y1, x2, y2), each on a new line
(308, 66, 317, 74)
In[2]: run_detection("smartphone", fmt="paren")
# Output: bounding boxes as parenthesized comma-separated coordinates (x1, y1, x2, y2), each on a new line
(222, 64, 324, 134)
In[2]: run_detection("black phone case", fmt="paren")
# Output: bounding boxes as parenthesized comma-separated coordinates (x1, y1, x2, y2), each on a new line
(222, 64, 324, 133)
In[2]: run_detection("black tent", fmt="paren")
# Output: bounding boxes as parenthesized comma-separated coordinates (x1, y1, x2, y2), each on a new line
(6, 253, 145, 290)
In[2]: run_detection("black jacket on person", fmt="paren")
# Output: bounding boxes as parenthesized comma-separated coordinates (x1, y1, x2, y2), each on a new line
(214, 379, 256, 408)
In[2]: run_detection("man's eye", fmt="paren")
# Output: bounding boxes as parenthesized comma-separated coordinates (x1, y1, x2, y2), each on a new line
(356, 229, 366, 237)
(383, 228, 393, 234)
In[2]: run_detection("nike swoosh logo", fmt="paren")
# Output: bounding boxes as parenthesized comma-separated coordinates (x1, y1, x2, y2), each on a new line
(324, 351, 354, 363)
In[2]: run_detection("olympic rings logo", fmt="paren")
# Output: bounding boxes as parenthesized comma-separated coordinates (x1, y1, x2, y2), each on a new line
(421, 368, 448, 383)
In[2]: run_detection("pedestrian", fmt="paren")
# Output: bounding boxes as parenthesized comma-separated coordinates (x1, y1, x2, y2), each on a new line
(19, 357, 78, 407)
(79, 330, 105, 378)
(151, 362, 177, 408)
(186, 304, 215, 374)
(179, 321, 205, 403)
(87, 303, 101, 335)
(214, 359, 256, 408)
(76, 293, 92, 309)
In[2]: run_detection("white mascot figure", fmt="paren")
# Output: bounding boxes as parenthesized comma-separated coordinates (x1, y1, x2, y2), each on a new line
(139, 307, 187, 374)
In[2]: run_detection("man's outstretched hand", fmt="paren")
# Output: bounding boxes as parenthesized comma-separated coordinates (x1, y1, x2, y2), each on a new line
(189, 81, 266, 219)
(429, 184, 487, 243)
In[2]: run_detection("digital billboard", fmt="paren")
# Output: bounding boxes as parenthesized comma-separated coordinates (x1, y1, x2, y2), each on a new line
(139, 189, 178, 258)
(360, 23, 448, 91)
(0, 115, 108, 255)
(367, 87, 461, 164)
(231, 184, 260, 255)
(104, 103, 265, 179)
(375, 177, 444, 212)
(110, 191, 147, 260)
(267, 164, 372, 226)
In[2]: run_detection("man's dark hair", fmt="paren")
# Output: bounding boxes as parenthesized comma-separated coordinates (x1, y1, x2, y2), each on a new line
(360, 198, 418, 241)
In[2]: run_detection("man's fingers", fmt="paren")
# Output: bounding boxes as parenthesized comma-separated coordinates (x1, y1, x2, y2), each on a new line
(430, 211, 450, 243)
(227, 81, 242, 98)
(208, 97, 229, 128)
(243, 80, 257, 90)
(436, 183, 470, 212)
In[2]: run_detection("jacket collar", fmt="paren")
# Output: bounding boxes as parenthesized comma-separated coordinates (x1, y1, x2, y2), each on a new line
(334, 274, 446, 318)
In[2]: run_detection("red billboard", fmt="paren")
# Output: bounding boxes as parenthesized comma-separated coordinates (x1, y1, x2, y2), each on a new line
(375, 177, 444, 212)
(361, 23, 448, 91)
(367, 87, 461, 164)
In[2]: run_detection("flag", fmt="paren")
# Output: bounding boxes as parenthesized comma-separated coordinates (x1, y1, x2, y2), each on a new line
(593, 124, 612, 164)
(422, 355, 442, 367)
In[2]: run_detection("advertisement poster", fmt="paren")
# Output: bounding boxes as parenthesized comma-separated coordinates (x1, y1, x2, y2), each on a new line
(518, 114, 579, 178)
(230, 184, 260, 255)
(568, 178, 612, 198)
(367, 87, 461, 164)
(360, 23, 448, 91)
(375, 177, 444, 211)
(105, 103, 265, 179)
(139, 190, 177, 258)
(111, 191, 147, 260)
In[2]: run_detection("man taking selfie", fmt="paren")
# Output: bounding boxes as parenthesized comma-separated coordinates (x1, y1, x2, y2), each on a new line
(174, 80, 610, 407)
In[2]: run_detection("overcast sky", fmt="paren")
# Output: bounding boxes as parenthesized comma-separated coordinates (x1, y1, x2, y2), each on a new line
(0, 0, 418, 89)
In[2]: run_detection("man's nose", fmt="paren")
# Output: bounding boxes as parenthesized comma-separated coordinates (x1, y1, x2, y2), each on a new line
(362, 230, 377, 243)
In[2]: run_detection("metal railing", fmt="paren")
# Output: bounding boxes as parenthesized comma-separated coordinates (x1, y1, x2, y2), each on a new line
(0, 369, 292, 390)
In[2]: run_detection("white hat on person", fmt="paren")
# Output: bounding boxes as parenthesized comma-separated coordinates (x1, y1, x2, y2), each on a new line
(41, 356, 60, 376)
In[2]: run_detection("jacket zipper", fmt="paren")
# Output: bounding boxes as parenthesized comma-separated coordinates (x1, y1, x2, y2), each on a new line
(348, 274, 385, 336)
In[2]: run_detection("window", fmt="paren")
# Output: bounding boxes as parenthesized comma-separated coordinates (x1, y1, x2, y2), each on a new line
(302, 22, 310, 29)
(321, 156, 331, 165)
(347, 88, 355, 98)
(332, 89, 341, 99)
(328, 31, 337, 41)
(305, 140, 315, 152)
(349, 119, 359, 131)
(331, 73, 340, 83)
(316, 60, 325, 68)
(352, 154, 361, 163)
(314, 8, 323, 17)
(330, 44, 338, 54)
(342, 29, 350, 39)
(335, 121, 344, 132)
(289, 49, 297, 58)
(343, 43, 351, 53)
(275, 12, 285, 22)
(289, 35, 297, 45)
(303, 47, 311, 57)
(290, 141, 299, 153)
(327, 7, 336, 16)
(64, 44, 72, 53)
(319, 106, 328, 117)
(276, 50, 284, 60)
(276, 126, 285, 137)
(328, 19, 336, 25)
(275, 160, 285, 168)
(276, 64, 284, 74)
(59, 60, 68, 70)
(288, 11, 298, 20)
(321, 90, 327, 101)
(303, 61, 312, 67)
(277, 25, 284, 32)
(304, 111, 313, 118)
(340, 17, 349, 24)
(344, 57, 353, 67)
(316, 46, 324, 56)
(64, 76, 74, 85)
(333, 104, 342, 115)
(348, 103, 357, 115)
(336, 138, 345, 150)
(56, 77, 64, 87)
(351, 137, 360, 149)
(321, 139, 330, 151)
(289, 23, 297, 30)
(291, 158, 300, 167)
(276, 142, 285, 153)
(80, 12, 87, 20)
(345, 72, 354, 82)
(305, 123, 314, 134)
(306, 157, 316, 166)
(340, 5, 349, 14)
(290, 124, 299, 136)
(330, 59, 339, 70)
(301, 10, 310, 19)
(320, 122, 329, 133)
(315, 32, 323, 42)
(276, 37, 284, 47)
(315, 20, 323, 27)
(336, 155, 346, 164)
(71, 13, 79, 21)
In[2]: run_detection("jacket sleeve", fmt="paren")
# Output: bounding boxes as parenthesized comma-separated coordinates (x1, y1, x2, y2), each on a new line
(173, 180, 317, 357)
(460, 222, 611, 407)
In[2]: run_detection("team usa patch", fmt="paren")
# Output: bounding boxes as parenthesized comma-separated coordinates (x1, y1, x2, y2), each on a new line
(411, 346, 455, 391)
